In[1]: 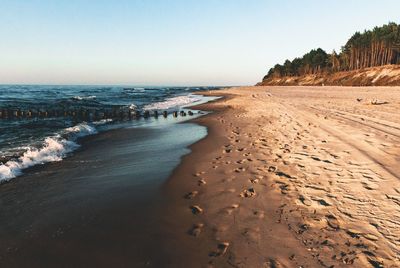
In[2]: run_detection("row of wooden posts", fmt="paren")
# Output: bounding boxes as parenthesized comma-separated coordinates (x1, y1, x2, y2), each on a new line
(0, 109, 195, 120)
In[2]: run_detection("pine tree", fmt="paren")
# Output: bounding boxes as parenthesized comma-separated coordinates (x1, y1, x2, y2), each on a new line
(263, 22, 400, 81)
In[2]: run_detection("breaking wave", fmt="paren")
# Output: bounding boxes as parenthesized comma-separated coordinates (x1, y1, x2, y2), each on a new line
(72, 95, 96, 100)
(0, 123, 98, 182)
(143, 94, 201, 111)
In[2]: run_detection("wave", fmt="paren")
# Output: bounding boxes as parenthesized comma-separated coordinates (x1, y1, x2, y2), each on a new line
(143, 94, 201, 111)
(123, 88, 146, 93)
(64, 122, 98, 137)
(128, 104, 137, 110)
(72, 95, 96, 101)
(0, 123, 98, 183)
(92, 119, 113, 125)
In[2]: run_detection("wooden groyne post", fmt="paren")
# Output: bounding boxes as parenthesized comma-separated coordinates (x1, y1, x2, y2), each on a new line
(0, 108, 197, 121)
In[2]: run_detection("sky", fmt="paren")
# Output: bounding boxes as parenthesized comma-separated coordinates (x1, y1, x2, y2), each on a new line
(0, 0, 399, 86)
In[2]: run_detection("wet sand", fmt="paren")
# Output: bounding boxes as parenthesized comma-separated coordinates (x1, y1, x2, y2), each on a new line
(164, 86, 400, 267)
(0, 121, 207, 267)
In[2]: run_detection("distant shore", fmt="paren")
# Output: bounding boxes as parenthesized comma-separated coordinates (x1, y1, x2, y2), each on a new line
(163, 86, 400, 267)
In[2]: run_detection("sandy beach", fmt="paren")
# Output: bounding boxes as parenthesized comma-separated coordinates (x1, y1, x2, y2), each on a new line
(164, 86, 400, 267)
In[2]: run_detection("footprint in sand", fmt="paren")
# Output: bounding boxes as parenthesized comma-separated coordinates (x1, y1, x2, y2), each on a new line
(225, 204, 240, 215)
(223, 148, 232, 153)
(240, 188, 256, 198)
(253, 210, 265, 219)
(184, 191, 198, 199)
(250, 178, 259, 184)
(198, 179, 207, 186)
(278, 183, 290, 195)
(193, 171, 205, 177)
(234, 167, 246, 173)
(190, 205, 203, 215)
(264, 258, 285, 268)
(209, 242, 230, 257)
(268, 166, 277, 172)
(188, 223, 204, 237)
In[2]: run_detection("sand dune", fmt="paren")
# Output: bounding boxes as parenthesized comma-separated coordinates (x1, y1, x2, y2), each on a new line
(259, 65, 400, 86)
(165, 86, 400, 267)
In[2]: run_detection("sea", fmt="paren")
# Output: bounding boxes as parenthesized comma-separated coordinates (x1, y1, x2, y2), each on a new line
(0, 85, 220, 182)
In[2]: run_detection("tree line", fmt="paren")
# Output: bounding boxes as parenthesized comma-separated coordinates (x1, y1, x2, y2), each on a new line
(264, 22, 400, 79)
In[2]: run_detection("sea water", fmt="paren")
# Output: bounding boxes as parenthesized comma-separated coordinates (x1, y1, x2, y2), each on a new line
(0, 85, 220, 182)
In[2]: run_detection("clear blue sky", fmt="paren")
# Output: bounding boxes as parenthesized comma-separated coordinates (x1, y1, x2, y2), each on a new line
(0, 0, 399, 86)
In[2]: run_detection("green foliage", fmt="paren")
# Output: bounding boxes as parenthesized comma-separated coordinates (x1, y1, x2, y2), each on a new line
(264, 22, 400, 80)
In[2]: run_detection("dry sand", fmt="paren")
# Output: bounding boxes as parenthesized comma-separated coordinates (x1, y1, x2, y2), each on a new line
(163, 86, 400, 267)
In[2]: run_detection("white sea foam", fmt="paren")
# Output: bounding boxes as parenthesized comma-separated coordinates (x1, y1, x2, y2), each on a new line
(92, 119, 113, 125)
(72, 95, 96, 100)
(64, 122, 98, 137)
(0, 123, 98, 182)
(128, 104, 137, 110)
(143, 94, 201, 111)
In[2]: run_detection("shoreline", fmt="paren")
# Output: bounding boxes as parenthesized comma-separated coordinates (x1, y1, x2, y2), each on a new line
(161, 89, 319, 267)
(162, 86, 400, 267)
(0, 117, 209, 267)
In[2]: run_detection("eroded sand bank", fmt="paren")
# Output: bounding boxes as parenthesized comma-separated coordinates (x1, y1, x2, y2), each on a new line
(164, 86, 400, 267)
